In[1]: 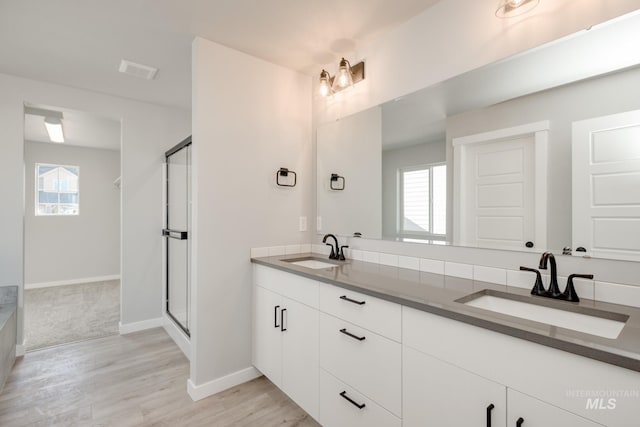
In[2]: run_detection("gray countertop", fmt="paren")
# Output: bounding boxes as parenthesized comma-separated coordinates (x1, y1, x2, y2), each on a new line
(252, 253, 640, 373)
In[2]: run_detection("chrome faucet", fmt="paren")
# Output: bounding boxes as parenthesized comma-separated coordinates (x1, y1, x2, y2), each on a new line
(322, 234, 340, 260)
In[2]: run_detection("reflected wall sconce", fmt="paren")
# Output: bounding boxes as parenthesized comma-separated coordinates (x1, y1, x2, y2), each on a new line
(319, 57, 365, 97)
(495, 0, 540, 17)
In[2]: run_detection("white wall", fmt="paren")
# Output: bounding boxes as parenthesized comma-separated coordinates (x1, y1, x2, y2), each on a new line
(381, 141, 445, 238)
(311, 2, 640, 286)
(313, 0, 640, 123)
(191, 38, 311, 388)
(0, 72, 190, 347)
(24, 142, 120, 285)
(317, 106, 381, 239)
(446, 65, 640, 253)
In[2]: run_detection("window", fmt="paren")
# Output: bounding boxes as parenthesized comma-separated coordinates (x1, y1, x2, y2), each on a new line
(36, 163, 79, 215)
(398, 163, 446, 238)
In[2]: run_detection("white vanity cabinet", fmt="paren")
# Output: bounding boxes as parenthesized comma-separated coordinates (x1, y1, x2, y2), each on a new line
(318, 283, 402, 425)
(402, 344, 604, 427)
(252, 263, 639, 427)
(403, 345, 507, 427)
(403, 306, 636, 427)
(507, 389, 604, 427)
(252, 265, 319, 420)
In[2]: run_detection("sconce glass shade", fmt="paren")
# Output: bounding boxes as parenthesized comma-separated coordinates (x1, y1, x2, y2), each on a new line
(331, 58, 354, 91)
(495, 0, 539, 18)
(319, 69, 332, 97)
(44, 116, 65, 143)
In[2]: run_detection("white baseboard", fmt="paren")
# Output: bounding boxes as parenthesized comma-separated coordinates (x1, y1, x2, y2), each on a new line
(163, 315, 191, 360)
(15, 343, 25, 357)
(119, 317, 164, 335)
(25, 275, 120, 290)
(187, 367, 261, 401)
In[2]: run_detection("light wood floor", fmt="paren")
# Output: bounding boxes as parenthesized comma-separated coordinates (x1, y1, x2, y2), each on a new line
(0, 328, 321, 427)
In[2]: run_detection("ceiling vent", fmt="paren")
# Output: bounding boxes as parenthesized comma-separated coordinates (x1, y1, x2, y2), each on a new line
(118, 59, 158, 80)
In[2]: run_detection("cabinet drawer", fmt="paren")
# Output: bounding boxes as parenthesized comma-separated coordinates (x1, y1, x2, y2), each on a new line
(508, 389, 603, 427)
(319, 283, 401, 341)
(319, 312, 401, 417)
(254, 264, 318, 308)
(319, 369, 401, 427)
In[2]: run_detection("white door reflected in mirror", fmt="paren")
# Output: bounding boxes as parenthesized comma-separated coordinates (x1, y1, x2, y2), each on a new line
(572, 109, 640, 262)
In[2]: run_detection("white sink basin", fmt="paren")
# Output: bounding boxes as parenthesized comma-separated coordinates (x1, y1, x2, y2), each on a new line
(283, 257, 339, 269)
(463, 293, 627, 339)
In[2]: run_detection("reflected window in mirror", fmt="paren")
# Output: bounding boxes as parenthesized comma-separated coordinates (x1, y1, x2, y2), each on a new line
(398, 163, 446, 241)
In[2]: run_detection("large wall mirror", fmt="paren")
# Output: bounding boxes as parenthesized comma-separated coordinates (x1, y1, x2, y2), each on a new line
(317, 11, 640, 262)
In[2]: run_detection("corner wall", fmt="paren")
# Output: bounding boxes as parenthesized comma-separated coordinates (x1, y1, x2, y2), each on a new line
(190, 37, 311, 391)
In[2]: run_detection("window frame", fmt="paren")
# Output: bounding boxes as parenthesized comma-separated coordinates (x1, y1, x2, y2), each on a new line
(397, 162, 446, 240)
(35, 162, 80, 216)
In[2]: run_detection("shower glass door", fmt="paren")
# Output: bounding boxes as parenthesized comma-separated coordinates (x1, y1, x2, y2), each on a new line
(164, 137, 191, 336)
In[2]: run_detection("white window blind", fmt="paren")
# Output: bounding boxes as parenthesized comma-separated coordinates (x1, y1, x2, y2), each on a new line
(399, 164, 446, 237)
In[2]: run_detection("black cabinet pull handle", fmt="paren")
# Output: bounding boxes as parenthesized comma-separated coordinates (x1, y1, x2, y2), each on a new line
(339, 391, 366, 409)
(274, 305, 280, 328)
(516, 417, 524, 427)
(340, 295, 365, 305)
(339, 328, 365, 341)
(280, 308, 287, 332)
(486, 403, 495, 426)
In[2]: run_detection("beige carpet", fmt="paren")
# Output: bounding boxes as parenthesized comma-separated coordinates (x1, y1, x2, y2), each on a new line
(24, 280, 120, 351)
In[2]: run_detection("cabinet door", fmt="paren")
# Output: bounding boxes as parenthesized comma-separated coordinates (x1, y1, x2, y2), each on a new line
(253, 285, 283, 387)
(403, 345, 506, 427)
(282, 296, 319, 420)
(507, 389, 603, 427)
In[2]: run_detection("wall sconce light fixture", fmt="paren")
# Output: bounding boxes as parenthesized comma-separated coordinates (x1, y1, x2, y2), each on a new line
(319, 57, 365, 97)
(495, 0, 539, 18)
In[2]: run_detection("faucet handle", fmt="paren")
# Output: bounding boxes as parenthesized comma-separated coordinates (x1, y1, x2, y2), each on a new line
(560, 274, 593, 302)
(520, 266, 547, 297)
(325, 243, 337, 259)
(339, 245, 349, 261)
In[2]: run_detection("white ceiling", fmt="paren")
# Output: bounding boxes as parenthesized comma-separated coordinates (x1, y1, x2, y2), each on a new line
(0, 0, 441, 110)
(24, 105, 121, 151)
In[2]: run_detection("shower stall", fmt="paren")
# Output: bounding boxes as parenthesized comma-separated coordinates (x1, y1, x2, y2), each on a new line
(163, 136, 191, 336)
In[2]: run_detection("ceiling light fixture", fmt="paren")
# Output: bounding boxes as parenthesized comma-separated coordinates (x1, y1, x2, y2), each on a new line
(319, 57, 365, 97)
(495, 0, 540, 18)
(44, 116, 65, 143)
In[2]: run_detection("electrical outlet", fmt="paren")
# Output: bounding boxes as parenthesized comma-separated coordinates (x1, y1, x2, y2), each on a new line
(299, 216, 307, 232)
(316, 216, 322, 231)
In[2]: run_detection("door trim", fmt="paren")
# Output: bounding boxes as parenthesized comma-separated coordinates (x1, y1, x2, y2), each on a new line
(164, 136, 192, 337)
(452, 121, 549, 250)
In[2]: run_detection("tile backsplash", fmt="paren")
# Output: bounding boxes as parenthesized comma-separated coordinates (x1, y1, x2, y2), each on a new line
(250, 244, 640, 309)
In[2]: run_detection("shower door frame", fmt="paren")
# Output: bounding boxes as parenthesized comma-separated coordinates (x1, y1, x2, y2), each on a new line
(164, 135, 192, 337)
